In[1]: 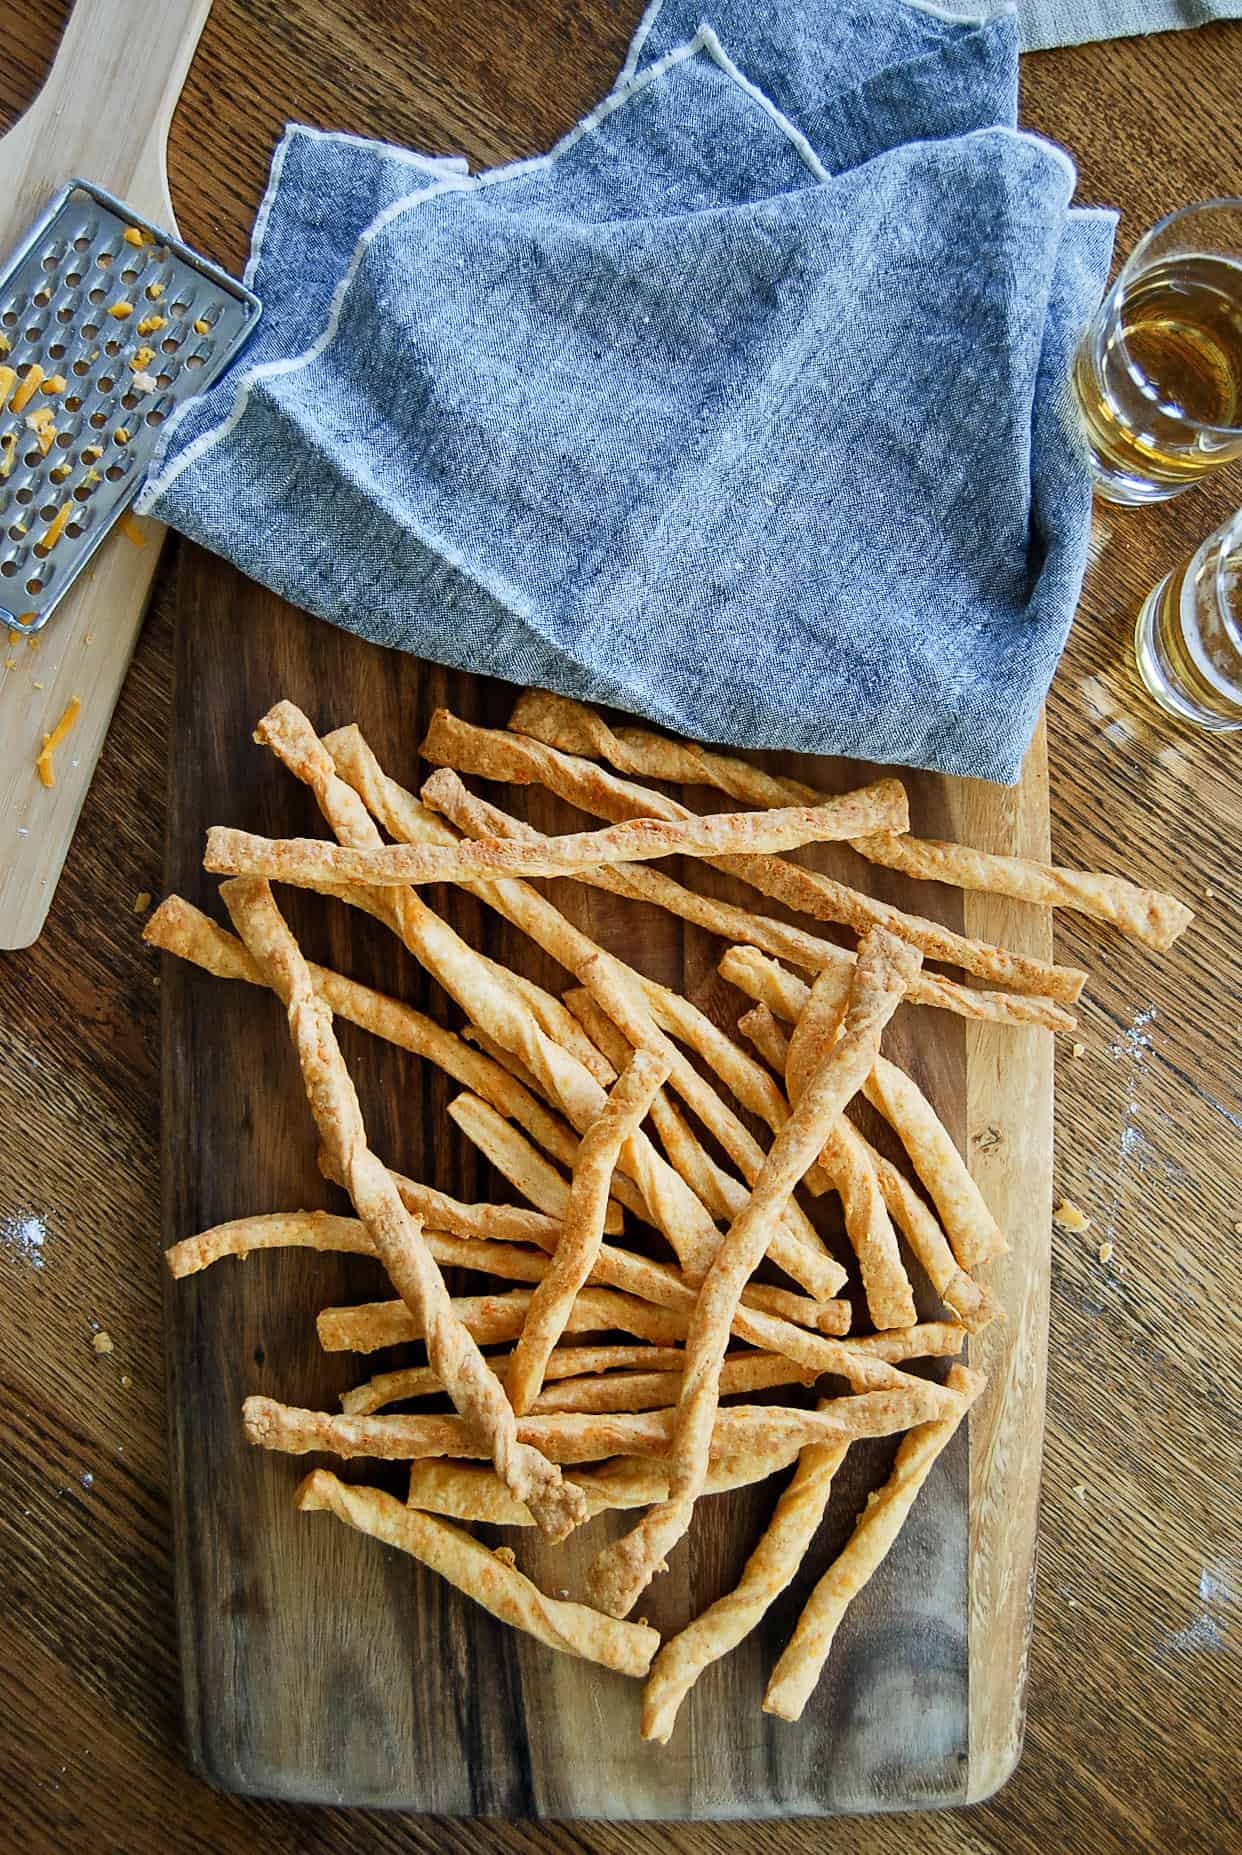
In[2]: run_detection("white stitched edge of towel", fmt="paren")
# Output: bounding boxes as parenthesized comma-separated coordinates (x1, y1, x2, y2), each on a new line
(616, 0, 1017, 92)
(137, 26, 831, 511)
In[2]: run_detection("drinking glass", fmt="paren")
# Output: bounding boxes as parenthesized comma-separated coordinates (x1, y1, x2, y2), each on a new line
(1074, 199, 1242, 505)
(1134, 507, 1242, 731)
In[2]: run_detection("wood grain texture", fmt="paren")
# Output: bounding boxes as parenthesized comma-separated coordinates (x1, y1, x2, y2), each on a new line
(0, 2, 1238, 1851)
(0, 0, 210, 949)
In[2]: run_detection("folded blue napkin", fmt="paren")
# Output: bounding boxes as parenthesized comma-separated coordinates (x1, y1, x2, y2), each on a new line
(140, 3, 1115, 783)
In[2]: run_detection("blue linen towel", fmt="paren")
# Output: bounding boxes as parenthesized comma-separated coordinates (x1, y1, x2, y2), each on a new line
(140, 4, 1116, 783)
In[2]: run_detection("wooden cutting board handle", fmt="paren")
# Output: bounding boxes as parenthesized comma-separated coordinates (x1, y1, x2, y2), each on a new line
(0, 0, 212, 951)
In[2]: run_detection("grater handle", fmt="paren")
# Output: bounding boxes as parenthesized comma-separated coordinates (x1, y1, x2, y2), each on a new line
(3, 0, 213, 232)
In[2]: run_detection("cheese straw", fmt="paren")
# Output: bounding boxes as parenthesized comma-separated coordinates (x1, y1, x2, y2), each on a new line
(295, 1472, 659, 1678)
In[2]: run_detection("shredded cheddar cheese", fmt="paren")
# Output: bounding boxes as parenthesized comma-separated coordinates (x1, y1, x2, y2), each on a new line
(107, 299, 134, 320)
(119, 513, 146, 547)
(26, 406, 56, 455)
(0, 432, 15, 479)
(11, 364, 42, 412)
(193, 317, 210, 335)
(123, 226, 154, 247)
(145, 282, 165, 300)
(114, 427, 131, 444)
(0, 365, 15, 404)
(83, 467, 101, 485)
(48, 463, 70, 483)
(129, 346, 156, 372)
(0, 331, 9, 354)
(40, 504, 72, 551)
(136, 314, 166, 335)
(81, 444, 103, 463)
(36, 695, 80, 787)
(40, 373, 66, 395)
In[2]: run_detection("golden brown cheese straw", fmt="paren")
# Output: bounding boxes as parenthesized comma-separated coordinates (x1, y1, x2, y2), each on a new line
(493, 697, 1085, 1004)
(512, 697, 1157, 955)
(508, 1049, 671, 1413)
(738, 1002, 791, 1073)
(852, 830, 1193, 951)
(405, 1449, 808, 1526)
(250, 704, 723, 1301)
(418, 769, 844, 1283)
(220, 876, 584, 1543)
(144, 896, 582, 1171)
(532, 1350, 815, 1414)
(345, 1344, 691, 1416)
(295, 1471, 658, 1677)
(246, 1387, 942, 1465)
(851, 1132, 999, 1331)
(318, 1287, 691, 1354)
(447, 1091, 625, 1235)
(588, 928, 924, 1619)
(424, 736, 1073, 1033)
(786, 973, 917, 1331)
(205, 775, 909, 890)
(642, 1430, 851, 1743)
(167, 1207, 553, 1288)
(764, 1365, 986, 1720)
(721, 945, 1006, 1269)
(352, 1325, 962, 1417)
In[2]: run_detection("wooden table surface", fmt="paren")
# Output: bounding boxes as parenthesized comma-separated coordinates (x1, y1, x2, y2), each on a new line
(1, 4, 1238, 1851)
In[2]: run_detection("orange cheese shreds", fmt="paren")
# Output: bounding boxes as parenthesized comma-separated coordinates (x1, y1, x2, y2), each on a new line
(40, 373, 66, 395)
(193, 317, 210, 335)
(81, 444, 103, 463)
(26, 406, 57, 455)
(123, 226, 155, 247)
(48, 463, 70, 483)
(119, 513, 146, 547)
(136, 313, 166, 335)
(11, 364, 43, 411)
(0, 331, 9, 354)
(0, 432, 16, 479)
(129, 346, 156, 372)
(36, 694, 81, 787)
(0, 365, 16, 404)
(145, 282, 165, 300)
(83, 467, 101, 486)
(114, 427, 131, 445)
(40, 504, 72, 551)
(107, 300, 134, 320)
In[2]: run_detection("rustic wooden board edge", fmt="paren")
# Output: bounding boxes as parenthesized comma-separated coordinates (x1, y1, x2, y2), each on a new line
(955, 720, 1054, 1806)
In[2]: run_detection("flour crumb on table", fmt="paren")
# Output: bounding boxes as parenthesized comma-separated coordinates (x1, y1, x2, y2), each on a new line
(1054, 1198, 1091, 1232)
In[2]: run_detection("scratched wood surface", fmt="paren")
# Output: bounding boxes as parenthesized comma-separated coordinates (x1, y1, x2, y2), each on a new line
(0, 2, 1238, 1852)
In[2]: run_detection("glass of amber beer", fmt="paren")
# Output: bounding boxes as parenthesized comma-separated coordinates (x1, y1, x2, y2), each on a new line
(1074, 200, 1242, 504)
(1135, 507, 1242, 731)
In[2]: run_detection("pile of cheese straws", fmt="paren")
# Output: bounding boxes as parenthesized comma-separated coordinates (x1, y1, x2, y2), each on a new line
(151, 693, 1190, 1740)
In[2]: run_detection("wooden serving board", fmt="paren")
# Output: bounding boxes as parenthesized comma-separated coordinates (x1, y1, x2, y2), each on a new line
(162, 542, 1053, 1818)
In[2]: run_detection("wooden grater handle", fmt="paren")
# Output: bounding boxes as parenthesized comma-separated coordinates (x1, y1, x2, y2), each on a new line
(3, 0, 212, 229)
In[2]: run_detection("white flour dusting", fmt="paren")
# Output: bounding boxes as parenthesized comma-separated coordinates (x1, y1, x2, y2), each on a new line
(1, 1211, 46, 1269)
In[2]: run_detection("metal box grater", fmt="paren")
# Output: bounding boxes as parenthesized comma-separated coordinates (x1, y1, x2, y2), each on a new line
(0, 177, 260, 633)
